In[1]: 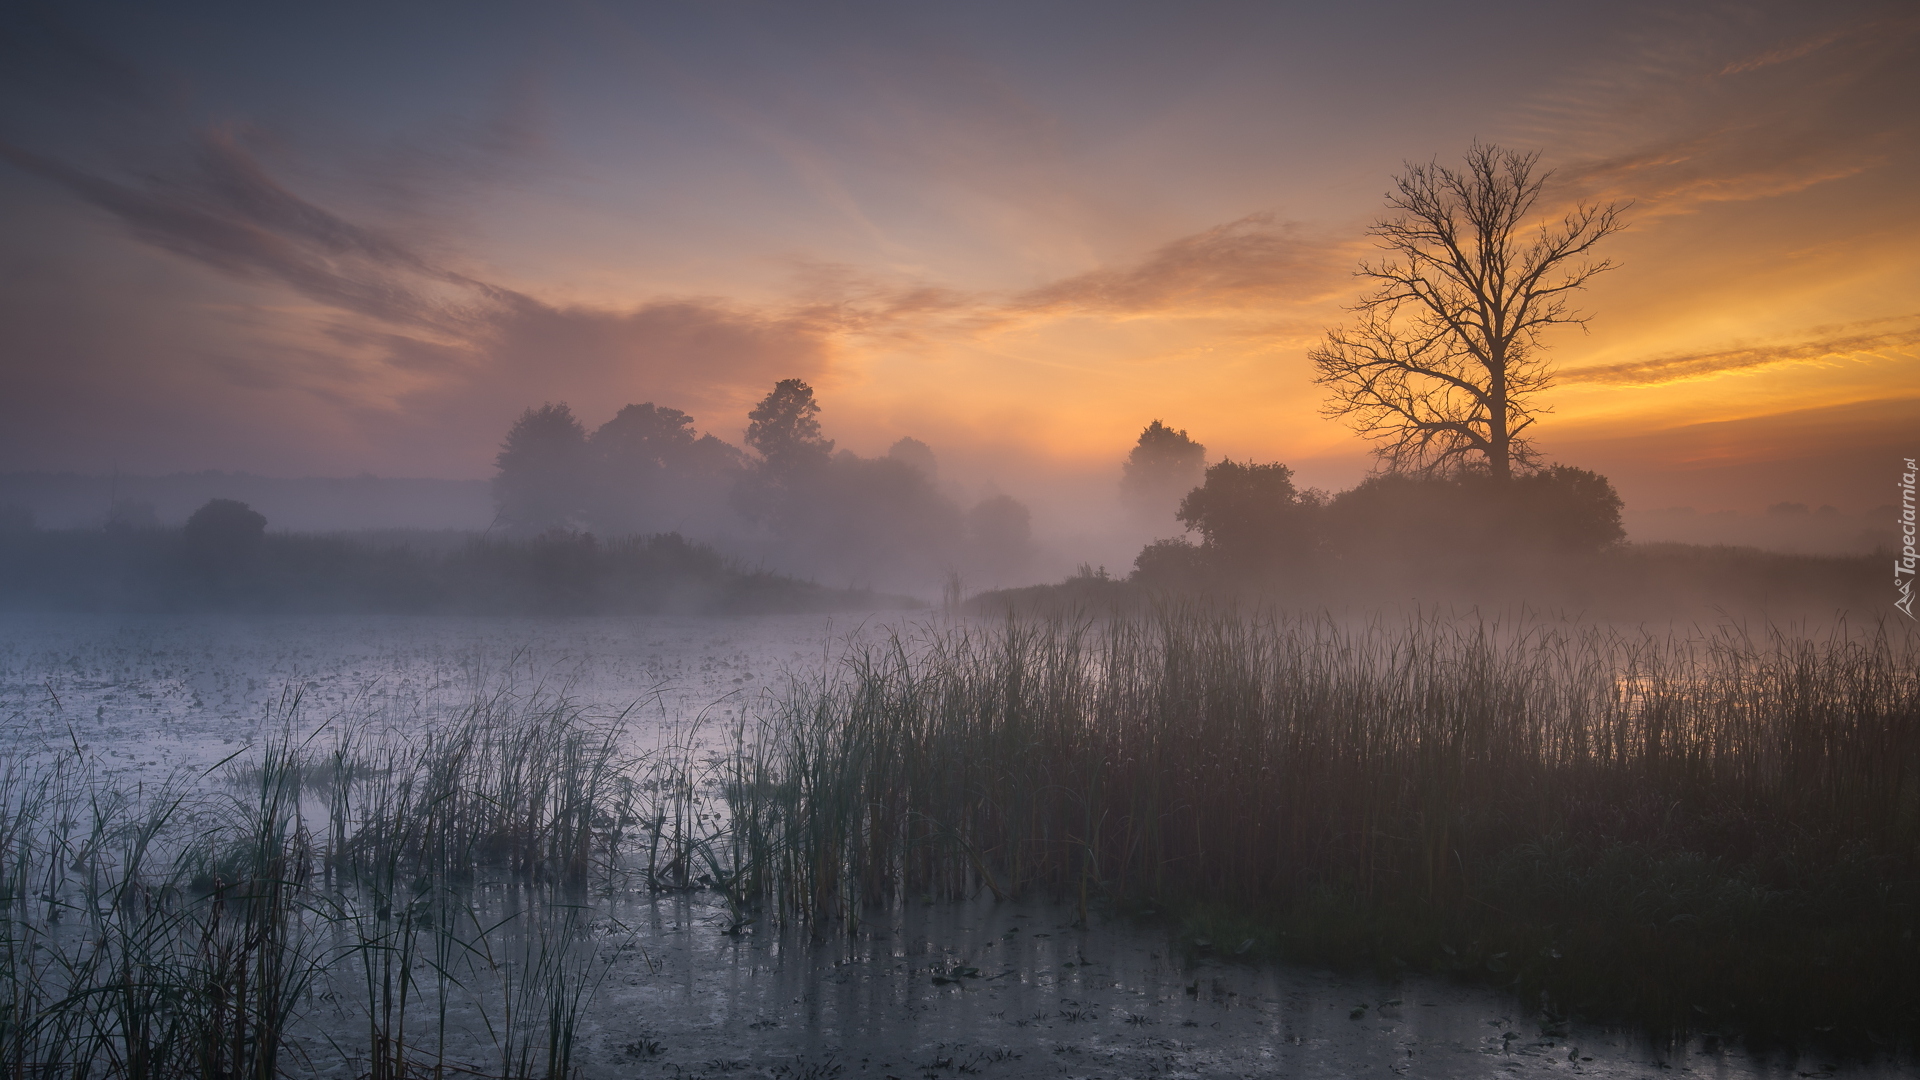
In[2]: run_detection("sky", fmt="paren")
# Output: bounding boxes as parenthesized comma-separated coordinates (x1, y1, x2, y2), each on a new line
(1, 0, 1916, 529)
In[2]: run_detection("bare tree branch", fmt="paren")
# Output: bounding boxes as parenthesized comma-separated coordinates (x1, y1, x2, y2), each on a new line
(1311, 143, 1628, 478)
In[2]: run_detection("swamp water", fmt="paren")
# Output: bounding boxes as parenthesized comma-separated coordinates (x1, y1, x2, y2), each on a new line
(1, 613, 1909, 1079)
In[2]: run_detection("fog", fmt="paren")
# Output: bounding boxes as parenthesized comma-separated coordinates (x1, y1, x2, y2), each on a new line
(5, 5, 1919, 1074)
(0, 384, 1899, 617)
(0, 471, 492, 532)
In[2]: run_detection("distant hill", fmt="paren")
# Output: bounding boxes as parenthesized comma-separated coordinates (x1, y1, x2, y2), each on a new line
(0, 472, 493, 531)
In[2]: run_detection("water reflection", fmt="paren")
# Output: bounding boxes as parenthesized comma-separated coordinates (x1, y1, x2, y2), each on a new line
(545, 892, 1896, 1079)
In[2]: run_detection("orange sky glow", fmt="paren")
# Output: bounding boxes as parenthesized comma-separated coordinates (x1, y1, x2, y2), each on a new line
(1, 0, 1914, 540)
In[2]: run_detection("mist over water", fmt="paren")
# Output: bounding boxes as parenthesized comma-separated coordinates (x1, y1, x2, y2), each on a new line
(2, 5, 1915, 1073)
(0, 612, 889, 777)
(5, 608, 1914, 1077)
(0, 335, 1906, 1079)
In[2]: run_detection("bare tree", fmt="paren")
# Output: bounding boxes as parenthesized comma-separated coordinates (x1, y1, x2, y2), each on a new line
(1310, 144, 1626, 479)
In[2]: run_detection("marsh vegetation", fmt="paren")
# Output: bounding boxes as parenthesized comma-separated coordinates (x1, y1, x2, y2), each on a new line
(4, 605, 1914, 1078)
(725, 608, 1920, 1043)
(0, 695, 653, 1079)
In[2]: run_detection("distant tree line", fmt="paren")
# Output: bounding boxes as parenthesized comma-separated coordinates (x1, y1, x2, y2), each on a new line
(1113, 417, 1625, 593)
(1125, 439, 1625, 593)
(0, 498, 902, 615)
(490, 379, 1034, 588)
(973, 421, 1871, 616)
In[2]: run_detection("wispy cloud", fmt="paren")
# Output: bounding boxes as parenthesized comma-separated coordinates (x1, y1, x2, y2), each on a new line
(0, 132, 468, 332)
(1562, 318, 1920, 386)
(1009, 215, 1351, 318)
(0, 124, 838, 445)
(754, 214, 1353, 346)
(1516, 3, 1919, 219)
(1717, 23, 1850, 76)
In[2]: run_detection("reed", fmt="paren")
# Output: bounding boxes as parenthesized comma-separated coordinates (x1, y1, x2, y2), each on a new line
(727, 605, 1920, 1039)
(0, 688, 641, 1079)
(0, 736, 318, 1080)
(7, 606, 1912, 1067)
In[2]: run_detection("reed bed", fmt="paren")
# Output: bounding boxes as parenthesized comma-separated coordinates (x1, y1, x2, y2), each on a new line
(5, 606, 1914, 1070)
(726, 606, 1920, 1039)
(0, 692, 643, 1080)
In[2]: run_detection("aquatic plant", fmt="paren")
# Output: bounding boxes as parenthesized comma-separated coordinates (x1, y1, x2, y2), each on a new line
(5, 604, 1914, 1070)
(726, 606, 1920, 1039)
(0, 689, 640, 1079)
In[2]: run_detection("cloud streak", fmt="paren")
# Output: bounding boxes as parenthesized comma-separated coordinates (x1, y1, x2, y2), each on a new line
(0, 131, 470, 332)
(1519, 3, 1919, 220)
(6, 111, 1354, 456)
(3, 0, 1912, 509)
(1562, 319, 1920, 386)
(0, 122, 844, 466)
(1010, 215, 1351, 318)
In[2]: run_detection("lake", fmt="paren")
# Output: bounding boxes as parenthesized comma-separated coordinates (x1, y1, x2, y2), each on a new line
(1, 612, 1907, 1079)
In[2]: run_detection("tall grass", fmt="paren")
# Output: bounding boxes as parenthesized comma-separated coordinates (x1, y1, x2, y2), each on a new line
(726, 606, 1920, 1038)
(0, 691, 639, 1079)
(0, 738, 315, 1080)
(6, 606, 1912, 1067)
(322, 693, 636, 887)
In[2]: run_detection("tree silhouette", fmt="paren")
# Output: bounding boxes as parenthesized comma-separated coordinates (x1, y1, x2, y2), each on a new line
(1120, 420, 1206, 525)
(587, 403, 744, 534)
(590, 403, 691, 531)
(1310, 144, 1626, 479)
(183, 498, 266, 574)
(593, 403, 699, 470)
(1176, 460, 1318, 571)
(1508, 465, 1624, 551)
(745, 378, 833, 477)
(1326, 465, 1623, 562)
(886, 436, 937, 477)
(493, 403, 589, 531)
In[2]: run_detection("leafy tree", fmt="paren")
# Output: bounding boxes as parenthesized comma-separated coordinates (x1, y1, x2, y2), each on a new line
(1310, 143, 1627, 479)
(1326, 465, 1623, 562)
(1120, 420, 1206, 524)
(591, 403, 709, 533)
(1507, 465, 1624, 551)
(183, 498, 266, 574)
(745, 378, 833, 477)
(1131, 537, 1209, 589)
(732, 381, 984, 587)
(593, 403, 699, 469)
(1176, 460, 1319, 572)
(886, 436, 938, 477)
(779, 454, 965, 577)
(686, 433, 745, 474)
(493, 403, 589, 531)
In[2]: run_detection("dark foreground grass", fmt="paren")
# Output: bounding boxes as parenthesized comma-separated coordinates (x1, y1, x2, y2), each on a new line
(724, 606, 1920, 1045)
(0, 693, 666, 1080)
(5, 607, 1913, 1074)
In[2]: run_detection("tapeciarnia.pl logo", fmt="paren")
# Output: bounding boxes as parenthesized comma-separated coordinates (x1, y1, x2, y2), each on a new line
(1898, 457, 1917, 619)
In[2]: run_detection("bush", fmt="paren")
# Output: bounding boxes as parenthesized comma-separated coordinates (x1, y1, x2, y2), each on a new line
(183, 497, 267, 574)
(1174, 460, 1320, 575)
(1325, 465, 1623, 566)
